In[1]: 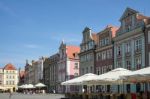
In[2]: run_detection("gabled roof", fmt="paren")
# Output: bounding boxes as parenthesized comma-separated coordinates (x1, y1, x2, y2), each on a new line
(111, 26, 119, 38)
(82, 27, 91, 33)
(120, 7, 139, 21)
(136, 14, 150, 20)
(3, 63, 16, 70)
(66, 46, 80, 59)
(98, 25, 118, 38)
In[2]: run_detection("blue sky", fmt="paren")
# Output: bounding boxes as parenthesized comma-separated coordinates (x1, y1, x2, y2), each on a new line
(0, 0, 150, 69)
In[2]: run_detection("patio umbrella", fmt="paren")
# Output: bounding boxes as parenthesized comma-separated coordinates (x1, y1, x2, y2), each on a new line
(35, 83, 46, 93)
(122, 66, 150, 83)
(21, 84, 28, 89)
(85, 68, 133, 85)
(21, 84, 35, 89)
(18, 85, 24, 89)
(27, 84, 35, 89)
(61, 73, 99, 85)
(35, 83, 46, 88)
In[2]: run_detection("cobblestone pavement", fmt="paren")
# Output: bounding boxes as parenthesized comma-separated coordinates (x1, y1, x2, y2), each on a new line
(0, 93, 65, 99)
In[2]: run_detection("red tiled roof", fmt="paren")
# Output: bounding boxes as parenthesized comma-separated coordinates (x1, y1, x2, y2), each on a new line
(91, 33, 98, 42)
(137, 14, 150, 20)
(66, 46, 80, 59)
(98, 25, 118, 38)
(3, 63, 16, 70)
(111, 26, 119, 38)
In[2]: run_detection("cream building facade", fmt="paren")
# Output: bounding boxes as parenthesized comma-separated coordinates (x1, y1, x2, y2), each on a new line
(3, 63, 18, 92)
(0, 68, 3, 87)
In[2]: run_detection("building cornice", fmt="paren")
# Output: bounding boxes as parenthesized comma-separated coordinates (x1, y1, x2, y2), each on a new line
(79, 49, 95, 56)
(114, 27, 143, 42)
(95, 44, 113, 52)
(115, 33, 144, 44)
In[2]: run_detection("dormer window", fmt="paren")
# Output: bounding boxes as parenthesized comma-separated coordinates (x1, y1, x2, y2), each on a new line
(106, 37, 109, 45)
(89, 41, 93, 49)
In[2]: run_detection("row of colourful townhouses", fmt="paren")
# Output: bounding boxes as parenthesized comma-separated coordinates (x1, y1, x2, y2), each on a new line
(24, 7, 150, 93)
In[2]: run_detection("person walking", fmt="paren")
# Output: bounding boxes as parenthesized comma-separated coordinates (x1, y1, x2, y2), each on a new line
(9, 90, 12, 99)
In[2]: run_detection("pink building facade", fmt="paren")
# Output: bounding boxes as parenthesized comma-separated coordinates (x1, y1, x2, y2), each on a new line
(57, 41, 80, 93)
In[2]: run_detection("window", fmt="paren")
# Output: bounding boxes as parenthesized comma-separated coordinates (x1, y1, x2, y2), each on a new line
(86, 44, 88, 50)
(117, 60, 122, 68)
(89, 54, 93, 60)
(102, 39, 105, 46)
(89, 41, 93, 49)
(97, 67, 100, 75)
(99, 40, 102, 47)
(117, 45, 121, 55)
(86, 55, 89, 61)
(106, 37, 109, 45)
(98, 52, 101, 60)
(104, 66, 106, 73)
(102, 51, 106, 60)
(80, 56, 83, 62)
(126, 60, 131, 70)
(74, 63, 78, 69)
(86, 67, 88, 73)
(74, 73, 78, 77)
(101, 67, 104, 74)
(90, 67, 93, 73)
(82, 68, 84, 75)
(135, 57, 141, 69)
(12, 81, 14, 85)
(107, 49, 112, 59)
(126, 42, 131, 53)
(135, 39, 142, 51)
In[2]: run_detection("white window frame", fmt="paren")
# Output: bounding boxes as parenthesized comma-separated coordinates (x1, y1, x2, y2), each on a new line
(126, 42, 131, 53)
(135, 39, 142, 51)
